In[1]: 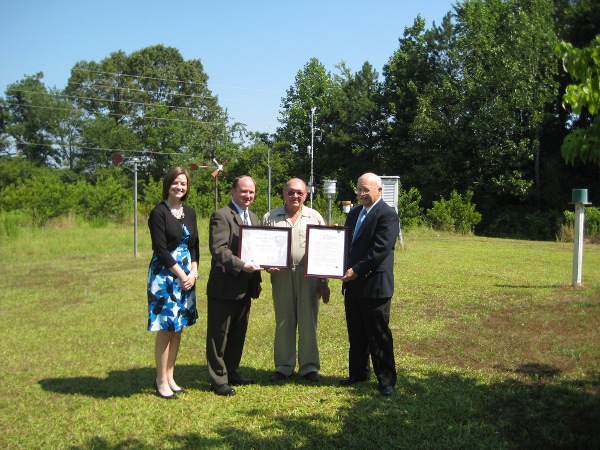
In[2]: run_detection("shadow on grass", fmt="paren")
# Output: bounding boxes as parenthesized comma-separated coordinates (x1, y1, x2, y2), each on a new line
(38, 364, 260, 398)
(209, 368, 600, 449)
(39, 365, 192, 398)
(37, 364, 368, 398)
(37, 364, 329, 398)
(51, 366, 600, 449)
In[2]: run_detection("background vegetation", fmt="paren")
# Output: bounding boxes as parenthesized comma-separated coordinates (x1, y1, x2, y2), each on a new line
(1, 0, 599, 241)
(1, 220, 598, 449)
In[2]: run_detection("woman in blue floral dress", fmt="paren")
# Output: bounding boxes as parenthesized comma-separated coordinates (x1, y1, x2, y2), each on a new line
(147, 167, 199, 399)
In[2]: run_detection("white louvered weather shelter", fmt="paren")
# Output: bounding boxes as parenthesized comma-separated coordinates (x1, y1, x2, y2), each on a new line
(380, 175, 404, 250)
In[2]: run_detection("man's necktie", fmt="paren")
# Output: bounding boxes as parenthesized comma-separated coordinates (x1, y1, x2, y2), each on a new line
(352, 208, 367, 242)
(243, 210, 249, 225)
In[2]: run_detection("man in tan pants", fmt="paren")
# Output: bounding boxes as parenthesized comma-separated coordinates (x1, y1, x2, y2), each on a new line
(261, 178, 330, 382)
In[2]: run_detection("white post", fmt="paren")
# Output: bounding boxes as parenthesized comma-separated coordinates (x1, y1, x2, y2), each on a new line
(267, 145, 271, 212)
(572, 203, 585, 286)
(132, 158, 140, 258)
(309, 106, 316, 208)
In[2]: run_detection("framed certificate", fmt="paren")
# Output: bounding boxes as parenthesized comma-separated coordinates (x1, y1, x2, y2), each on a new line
(305, 225, 348, 278)
(239, 226, 291, 268)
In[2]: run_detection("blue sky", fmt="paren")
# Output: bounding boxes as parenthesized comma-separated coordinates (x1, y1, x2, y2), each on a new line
(1, 0, 454, 134)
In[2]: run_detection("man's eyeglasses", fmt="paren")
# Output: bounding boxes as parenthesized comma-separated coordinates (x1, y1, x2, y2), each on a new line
(286, 190, 305, 197)
(355, 187, 375, 196)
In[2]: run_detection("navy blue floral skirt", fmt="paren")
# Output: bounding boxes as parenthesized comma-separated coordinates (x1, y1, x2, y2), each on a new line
(147, 225, 198, 332)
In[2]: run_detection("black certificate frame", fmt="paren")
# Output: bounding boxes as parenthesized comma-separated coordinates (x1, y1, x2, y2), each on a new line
(238, 225, 291, 269)
(305, 225, 348, 279)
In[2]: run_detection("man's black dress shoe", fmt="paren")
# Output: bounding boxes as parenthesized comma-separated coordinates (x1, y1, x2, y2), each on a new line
(380, 386, 394, 396)
(154, 381, 178, 399)
(339, 377, 369, 386)
(229, 375, 254, 385)
(212, 384, 236, 396)
(270, 371, 288, 382)
(302, 371, 320, 382)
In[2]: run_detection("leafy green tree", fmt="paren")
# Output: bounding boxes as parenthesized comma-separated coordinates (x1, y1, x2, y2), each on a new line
(77, 116, 140, 171)
(453, 0, 558, 203)
(381, 16, 436, 183)
(4, 73, 62, 165)
(555, 36, 600, 167)
(65, 45, 229, 178)
(275, 57, 337, 193)
(325, 61, 386, 199)
(4, 73, 84, 168)
(402, 13, 466, 204)
(0, 98, 11, 157)
(560, 0, 600, 48)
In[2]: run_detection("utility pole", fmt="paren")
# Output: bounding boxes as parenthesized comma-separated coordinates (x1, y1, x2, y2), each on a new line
(267, 143, 272, 211)
(309, 106, 316, 208)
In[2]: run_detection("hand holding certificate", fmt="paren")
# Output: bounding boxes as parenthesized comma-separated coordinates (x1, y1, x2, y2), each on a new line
(305, 225, 348, 278)
(238, 226, 291, 268)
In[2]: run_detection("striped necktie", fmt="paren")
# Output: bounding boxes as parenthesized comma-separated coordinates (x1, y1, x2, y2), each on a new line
(243, 210, 249, 225)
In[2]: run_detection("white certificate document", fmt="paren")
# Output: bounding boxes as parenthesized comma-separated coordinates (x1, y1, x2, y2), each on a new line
(305, 225, 348, 278)
(239, 226, 291, 268)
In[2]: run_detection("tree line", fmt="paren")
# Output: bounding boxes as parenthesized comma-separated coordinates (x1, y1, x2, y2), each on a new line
(0, 0, 599, 240)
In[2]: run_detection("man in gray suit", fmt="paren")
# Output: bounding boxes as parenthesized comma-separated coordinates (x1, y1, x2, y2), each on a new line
(206, 175, 263, 396)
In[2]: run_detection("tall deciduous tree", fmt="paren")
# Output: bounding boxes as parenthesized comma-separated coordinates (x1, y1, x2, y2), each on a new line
(5, 73, 63, 166)
(382, 12, 476, 205)
(381, 15, 436, 187)
(453, 0, 558, 204)
(325, 61, 386, 198)
(65, 45, 228, 178)
(276, 57, 336, 192)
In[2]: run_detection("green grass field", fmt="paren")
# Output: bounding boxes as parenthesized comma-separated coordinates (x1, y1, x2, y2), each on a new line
(1, 219, 599, 449)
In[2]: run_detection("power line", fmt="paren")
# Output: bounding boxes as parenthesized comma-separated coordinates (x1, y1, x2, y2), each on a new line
(14, 139, 203, 156)
(65, 80, 217, 101)
(11, 89, 220, 115)
(5, 102, 226, 126)
(67, 69, 218, 101)
(72, 68, 210, 87)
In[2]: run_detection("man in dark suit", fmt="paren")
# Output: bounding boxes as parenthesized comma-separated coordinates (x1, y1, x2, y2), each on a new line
(206, 175, 263, 396)
(341, 172, 399, 396)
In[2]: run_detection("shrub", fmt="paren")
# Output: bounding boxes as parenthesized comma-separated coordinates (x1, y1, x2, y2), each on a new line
(560, 207, 600, 242)
(81, 175, 131, 222)
(0, 174, 77, 226)
(398, 186, 423, 230)
(426, 190, 482, 234)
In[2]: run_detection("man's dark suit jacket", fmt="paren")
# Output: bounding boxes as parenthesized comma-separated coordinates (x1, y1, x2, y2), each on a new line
(206, 201, 261, 300)
(343, 199, 399, 298)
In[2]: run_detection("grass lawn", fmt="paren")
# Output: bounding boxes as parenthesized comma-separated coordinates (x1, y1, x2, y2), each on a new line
(1, 219, 599, 449)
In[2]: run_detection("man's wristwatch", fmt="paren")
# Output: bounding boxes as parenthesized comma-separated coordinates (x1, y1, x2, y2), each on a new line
(320, 278, 328, 284)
